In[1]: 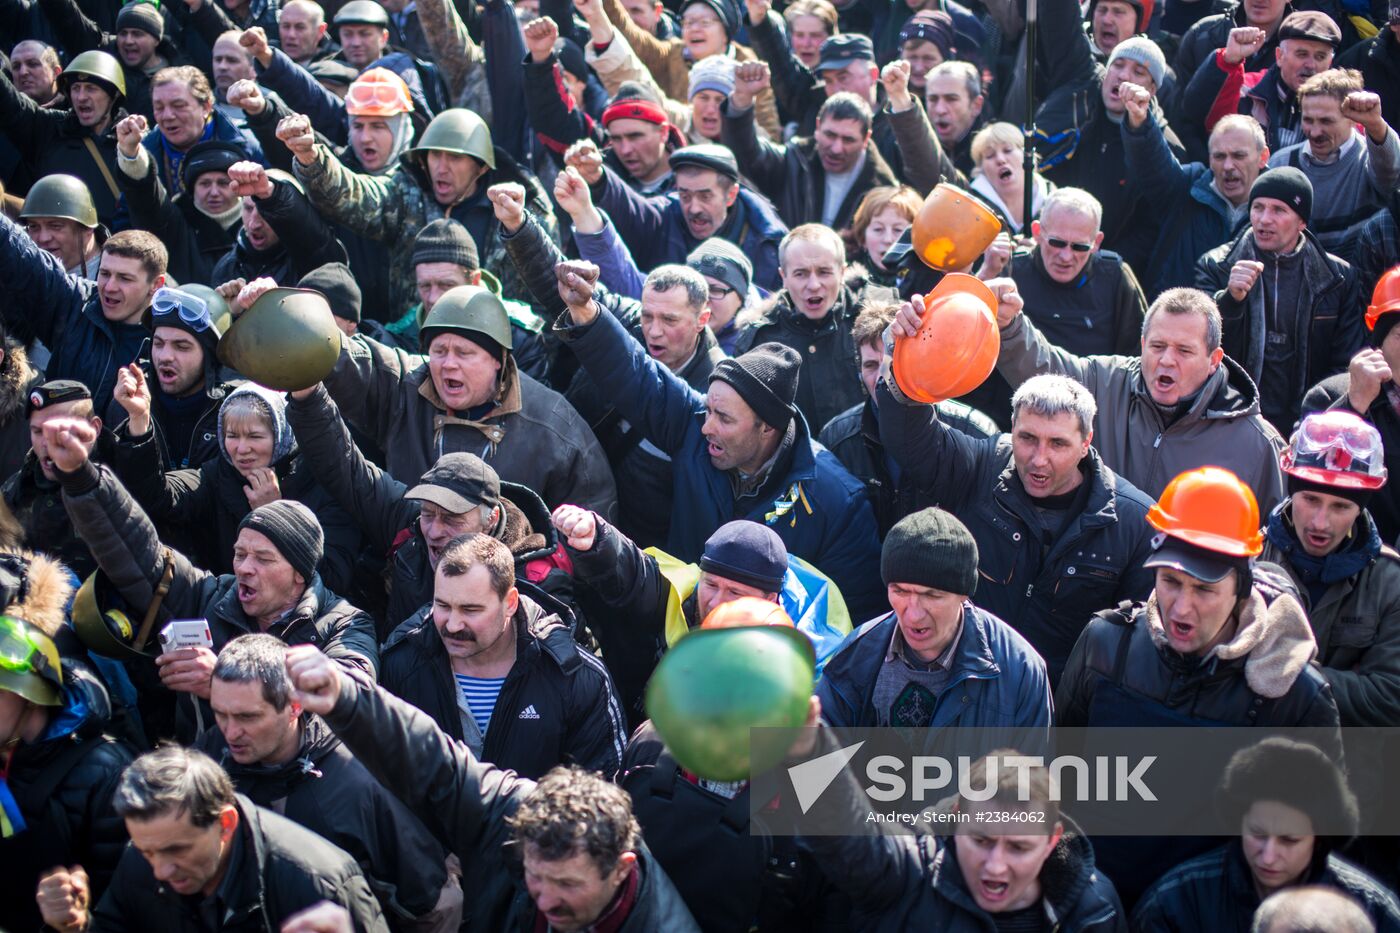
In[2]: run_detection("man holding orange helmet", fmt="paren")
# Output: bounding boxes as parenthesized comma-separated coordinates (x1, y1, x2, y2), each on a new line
(1262, 411, 1400, 727)
(1301, 266, 1400, 544)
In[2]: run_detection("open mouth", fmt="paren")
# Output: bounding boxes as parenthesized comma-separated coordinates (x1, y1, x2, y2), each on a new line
(1169, 619, 1194, 642)
(1305, 531, 1332, 550)
(803, 294, 827, 313)
(979, 879, 1009, 902)
(157, 366, 179, 383)
(441, 377, 466, 396)
(237, 582, 257, 602)
(707, 441, 724, 458)
(998, 166, 1014, 181)
(1153, 373, 1176, 395)
(101, 293, 123, 312)
(1025, 471, 1051, 492)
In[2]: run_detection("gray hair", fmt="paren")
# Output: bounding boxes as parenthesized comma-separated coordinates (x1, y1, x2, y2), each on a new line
(643, 264, 709, 312)
(1041, 187, 1102, 231)
(1142, 288, 1223, 353)
(113, 746, 235, 828)
(1011, 374, 1097, 437)
(1210, 114, 1266, 153)
(926, 60, 981, 101)
(1252, 887, 1375, 933)
(213, 633, 292, 710)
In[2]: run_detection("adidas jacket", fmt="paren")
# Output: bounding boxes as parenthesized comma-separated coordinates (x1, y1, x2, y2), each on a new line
(379, 589, 627, 779)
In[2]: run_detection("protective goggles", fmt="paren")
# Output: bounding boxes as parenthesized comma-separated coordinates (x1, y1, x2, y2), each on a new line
(0, 615, 53, 680)
(150, 287, 214, 332)
(346, 74, 414, 114)
(1284, 412, 1388, 489)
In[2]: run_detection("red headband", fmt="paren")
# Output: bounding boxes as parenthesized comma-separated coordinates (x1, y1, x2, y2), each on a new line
(602, 99, 669, 128)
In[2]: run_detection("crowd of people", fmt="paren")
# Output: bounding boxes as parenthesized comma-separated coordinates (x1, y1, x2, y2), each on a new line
(3, 0, 1400, 927)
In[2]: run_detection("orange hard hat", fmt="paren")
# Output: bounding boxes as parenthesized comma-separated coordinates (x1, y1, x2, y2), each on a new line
(1146, 467, 1264, 558)
(911, 183, 1002, 272)
(1365, 265, 1400, 331)
(346, 67, 414, 117)
(891, 273, 1000, 404)
(700, 596, 794, 630)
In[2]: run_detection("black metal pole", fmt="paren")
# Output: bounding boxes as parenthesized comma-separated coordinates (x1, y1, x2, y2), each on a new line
(1022, 0, 1037, 233)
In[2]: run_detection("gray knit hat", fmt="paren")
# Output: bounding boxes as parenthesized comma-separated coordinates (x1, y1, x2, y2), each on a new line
(881, 507, 978, 596)
(687, 238, 752, 296)
(412, 218, 480, 271)
(238, 500, 324, 583)
(1107, 36, 1165, 90)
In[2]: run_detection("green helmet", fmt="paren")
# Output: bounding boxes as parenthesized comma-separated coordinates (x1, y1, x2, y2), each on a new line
(20, 174, 99, 228)
(0, 614, 64, 706)
(420, 285, 513, 352)
(71, 572, 158, 661)
(406, 109, 495, 170)
(218, 288, 341, 391)
(646, 625, 816, 782)
(60, 50, 127, 102)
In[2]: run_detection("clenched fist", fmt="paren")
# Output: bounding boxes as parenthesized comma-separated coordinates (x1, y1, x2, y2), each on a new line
(276, 114, 317, 165)
(556, 260, 601, 324)
(36, 866, 90, 933)
(551, 504, 598, 551)
(523, 17, 559, 62)
(228, 160, 274, 199)
(1118, 80, 1151, 128)
(227, 79, 267, 115)
(116, 113, 148, 159)
(563, 138, 604, 185)
(240, 26, 275, 66)
(730, 61, 770, 110)
(487, 182, 527, 233)
(1227, 259, 1264, 302)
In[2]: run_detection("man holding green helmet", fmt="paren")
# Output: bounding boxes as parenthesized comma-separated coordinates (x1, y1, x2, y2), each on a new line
(19, 174, 103, 279)
(0, 50, 128, 225)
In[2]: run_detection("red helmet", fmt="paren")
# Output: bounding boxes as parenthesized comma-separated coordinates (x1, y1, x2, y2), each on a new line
(1282, 410, 1388, 491)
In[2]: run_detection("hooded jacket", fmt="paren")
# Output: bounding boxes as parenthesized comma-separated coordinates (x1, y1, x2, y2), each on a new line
(200, 715, 449, 920)
(110, 384, 362, 594)
(876, 379, 1158, 684)
(1196, 227, 1361, 431)
(320, 666, 701, 933)
(379, 591, 627, 779)
(1264, 504, 1400, 727)
(321, 330, 618, 517)
(995, 310, 1287, 513)
(91, 794, 388, 932)
(0, 551, 136, 933)
(1133, 841, 1400, 933)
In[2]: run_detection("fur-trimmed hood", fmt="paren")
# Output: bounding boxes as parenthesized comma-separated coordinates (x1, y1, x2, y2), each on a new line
(0, 548, 75, 638)
(0, 342, 35, 425)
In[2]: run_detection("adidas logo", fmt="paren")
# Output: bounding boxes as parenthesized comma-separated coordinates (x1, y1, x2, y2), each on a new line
(518, 705, 541, 720)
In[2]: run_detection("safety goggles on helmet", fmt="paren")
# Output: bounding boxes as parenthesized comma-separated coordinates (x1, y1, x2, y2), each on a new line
(1282, 411, 1388, 490)
(150, 287, 214, 333)
(0, 615, 56, 681)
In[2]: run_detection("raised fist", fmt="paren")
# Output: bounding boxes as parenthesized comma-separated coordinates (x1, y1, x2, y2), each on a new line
(880, 59, 913, 110)
(227, 79, 267, 115)
(551, 504, 598, 551)
(487, 182, 526, 232)
(228, 160, 273, 199)
(276, 113, 317, 164)
(1227, 259, 1264, 302)
(523, 17, 559, 62)
(1223, 26, 1265, 65)
(240, 26, 274, 66)
(556, 260, 601, 323)
(1118, 80, 1151, 128)
(116, 113, 148, 158)
(563, 138, 604, 185)
(730, 61, 770, 109)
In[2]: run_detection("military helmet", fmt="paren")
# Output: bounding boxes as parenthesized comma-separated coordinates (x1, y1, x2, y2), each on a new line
(406, 109, 495, 170)
(60, 50, 127, 102)
(419, 285, 513, 352)
(0, 614, 64, 706)
(333, 0, 390, 28)
(72, 571, 159, 661)
(217, 288, 341, 391)
(20, 174, 99, 228)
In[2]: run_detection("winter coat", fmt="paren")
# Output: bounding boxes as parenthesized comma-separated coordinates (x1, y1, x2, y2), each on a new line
(1179, 55, 1305, 155)
(379, 591, 627, 778)
(817, 603, 1054, 731)
(800, 753, 1124, 932)
(1301, 372, 1400, 544)
(139, 108, 264, 200)
(1121, 115, 1250, 299)
(733, 272, 897, 434)
(200, 716, 448, 920)
(1196, 227, 1361, 431)
(210, 175, 349, 287)
(116, 154, 239, 286)
(555, 300, 888, 622)
(320, 666, 702, 933)
(1133, 841, 1400, 933)
(1011, 247, 1147, 357)
(722, 100, 901, 233)
(104, 358, 232, 473)
(0, 72, 125, 225)
(284, 383, 577, 633)
(1263, 504, 1400, 727)
(1, 581, 136, 933)
(321, 331, 618, 516)
(876, 380, 1158, 684)
(1340, 28, 1400, 131)
(292, 139, 558, 311)
(109, 407, 361, 595)
(4, 433, 118, 581)
(886, 100, 968, 195)
(617, 721, 849, 933)
(0, 212, 148, 414)
(819, 396, 999, 536)
(1356, 189, 1400, 301)
(1173, 3, 1285, 103)
(587, 164, 789, 292)
(59, 460, 379, 677)
(0, 341, 39, 480)
(995, 311, 1287, 513)
(91, 794, 388, 932)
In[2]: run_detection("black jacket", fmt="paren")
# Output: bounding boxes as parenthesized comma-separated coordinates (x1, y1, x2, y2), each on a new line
(1134, 841, 1400, 932)
(0, 651, 136, 933)
(1340, 28, 1400, 132)
(1302, 372, 1400, 545)
(379, 591, 626, 779)
(1012, 247, 1147, 357)
(91, 794, 388, 932)
(116, 158, 239, 286)
(722, 100, 901, 232)
(320, 667, 701, 933)
(877, 380, 1158, 683)
(210, 176, 350, 287)
(819, 396, 998, 536)
(200, 715, 449, 921)
(4, 435, 117, 582)
(0, 341, 37, 481)
(104, 358, 233, 473)
(734, 272, 897, 434)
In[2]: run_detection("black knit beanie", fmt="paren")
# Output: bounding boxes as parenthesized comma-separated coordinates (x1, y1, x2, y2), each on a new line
(1287, 474, 1374, 510)
(238, 500, 324, 582)
(299, 263, 362, 324)
(881, 507, 979, 596)
(1249, 167, 1313, 224)
(710, 343, 800, 431)
(116, 1, 164, 40)
(412, 219, 480, 271)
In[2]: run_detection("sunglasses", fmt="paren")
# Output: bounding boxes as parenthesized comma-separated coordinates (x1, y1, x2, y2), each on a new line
(1045, 236, 1094, 253)
(150, 287, 214, 332)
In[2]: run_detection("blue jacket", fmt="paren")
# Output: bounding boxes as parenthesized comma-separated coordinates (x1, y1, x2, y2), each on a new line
(590, 166, 788, 292)
(816, 604, 1053, 731)
(1122, 116, 1248, 300)
(558, 305, 886, 620)
(140, 108, 265, 198)
(0, 213, 147, 413)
